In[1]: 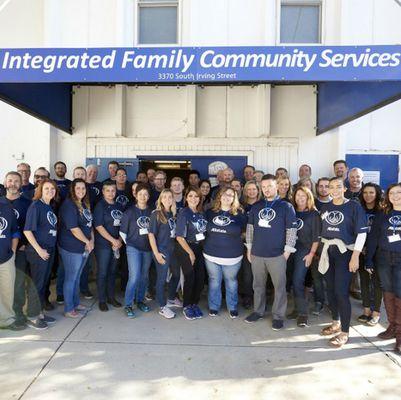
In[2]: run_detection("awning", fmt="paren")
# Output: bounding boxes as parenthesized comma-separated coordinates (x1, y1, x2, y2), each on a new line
(1, 46, 401, 134)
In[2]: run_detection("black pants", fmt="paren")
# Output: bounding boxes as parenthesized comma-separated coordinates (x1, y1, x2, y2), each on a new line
(26, 245, 55, 319)
(238, 248, 253, 299)
(174, 242, 205, 307)
(359, 253, 382, 312)
(13, 249, 29, 318)
(118, 243, 129, 291)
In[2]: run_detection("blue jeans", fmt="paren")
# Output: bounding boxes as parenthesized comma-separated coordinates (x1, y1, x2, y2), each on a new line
(205, 259, 241, 311)
(125, 246, 152, 306)
(59, 247, 88, 313)
(154, 253, 180, 307)
(290, 248, 310, 315)
(376, 250, 401, 298)
(80, 251, 94, 293)
(95, 246, 117, 303)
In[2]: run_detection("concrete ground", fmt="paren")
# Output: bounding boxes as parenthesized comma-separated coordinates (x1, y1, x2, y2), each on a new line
(1, 292, 400, 400)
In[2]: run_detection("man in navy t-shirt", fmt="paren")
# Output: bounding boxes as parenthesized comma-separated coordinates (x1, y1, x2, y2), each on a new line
(17, 163, 35, 193)
(1, 171, 32, 327)
(245, 174, 297, 330)
(53, 161, 71, 201)
(0, 196, 21, 331)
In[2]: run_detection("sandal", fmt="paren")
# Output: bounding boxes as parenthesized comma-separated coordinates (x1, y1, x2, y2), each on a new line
(321, 323, 341, 336)
(329, 332, 349, 348)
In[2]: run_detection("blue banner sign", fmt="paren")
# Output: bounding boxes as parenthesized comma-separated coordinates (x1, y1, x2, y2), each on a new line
(1, 46, 401, 83)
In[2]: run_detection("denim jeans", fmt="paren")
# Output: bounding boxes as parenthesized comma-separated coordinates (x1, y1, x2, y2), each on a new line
(290, 248, 310, 315)
(80, 251, 94, 293)
(56, 254, 64, 296)
(205, 258, 241, 311)
(125, 246, 152, 306)
(154, 252, 180, 307)
(376, 250, 401, 298)
(95, 246, 117, 303)
(59, 247, 89, 313)
(26, 245, 55, 319)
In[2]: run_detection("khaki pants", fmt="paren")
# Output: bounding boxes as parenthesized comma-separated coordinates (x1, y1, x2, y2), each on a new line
(0, 254, 16, 327)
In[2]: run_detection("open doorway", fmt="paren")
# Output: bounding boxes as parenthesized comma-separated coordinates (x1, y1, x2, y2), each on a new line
(140, 159, 192, 185)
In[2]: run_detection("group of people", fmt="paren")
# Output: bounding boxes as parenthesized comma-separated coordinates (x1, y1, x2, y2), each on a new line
(0, 159, 400, 351)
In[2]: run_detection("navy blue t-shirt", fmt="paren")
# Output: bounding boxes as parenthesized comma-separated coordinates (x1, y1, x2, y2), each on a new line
(295, 210, 321, 251)
(55, 179, 71, 201)
(175, 198, 185, 214)
(0, 196, 32, 248)
(21, 182, 35, 193)
(366, 210, 401, 266)
(176, 207, 208, 244)
(93, 199, 124, 248)
(248, 197, 297, 258)
(58, 199, 93, 253)
(24, 200, 58, 249)
(320, 200, 368, 244)
(120, 205, 151, 252)
(0, 184, 5, 197)
(315, 198, 331, 212)
(149, 188, 163, 209)
(345, 189, 361, 202)
(203, 209, 246, 258)
(87, 182, 102, 209)
(115, 185, 133, 211)
(149, 210, 176, 255)
(0, 202, 20, 263)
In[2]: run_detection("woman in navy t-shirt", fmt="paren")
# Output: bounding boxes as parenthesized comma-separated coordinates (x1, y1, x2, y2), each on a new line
(175, 186, 208, 320)
(287, 187, 320, 328)
(203, 187, 246, 318)
(319, 177, 367, 347)
(239, 181, 261, 309)
(58, 179, 94, 318)
(120, 183, 152, 318)
(148, 189, 179, 319)
(357, 183, 383, 327)
(366, 183, 401, 354)
(24, 179, 59, 330)
(93, 181, 124, 311)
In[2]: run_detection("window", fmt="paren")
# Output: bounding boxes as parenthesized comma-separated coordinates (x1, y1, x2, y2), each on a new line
(280, 1, 322, 44)
(138, 0, 178, 44)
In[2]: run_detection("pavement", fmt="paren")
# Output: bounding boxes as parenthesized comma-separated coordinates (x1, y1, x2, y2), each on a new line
(1, 292, 400, 400)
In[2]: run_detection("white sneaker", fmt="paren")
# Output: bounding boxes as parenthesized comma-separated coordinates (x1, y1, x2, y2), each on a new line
(159, 306, 176, 319)
(167, 298, 183, 308)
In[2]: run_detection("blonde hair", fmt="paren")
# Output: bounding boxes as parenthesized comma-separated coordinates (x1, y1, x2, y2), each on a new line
(242, 181, 261, 206)
(155, 189, 177, 224)
(297, 177, 316, 196)
(292, 186, 316, 211)
(277, 176, 293, 200)
(212, 187, 242, 215)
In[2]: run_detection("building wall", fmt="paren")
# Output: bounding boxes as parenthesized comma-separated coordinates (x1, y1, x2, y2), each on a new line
(0, 0, 401, 181)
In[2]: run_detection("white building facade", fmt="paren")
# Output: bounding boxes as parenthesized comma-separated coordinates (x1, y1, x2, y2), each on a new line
(1, 0, 401, 182)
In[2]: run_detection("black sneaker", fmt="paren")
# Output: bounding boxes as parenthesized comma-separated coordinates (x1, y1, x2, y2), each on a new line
(0, 321, 26, 331)
(26, 318, 48, 330)
(99, 302, 109, 312)
(107, 298, 122, 308)
(44, 301, 55, 311)
(272, 319, 284, 331)
(41, 315, 56, 325)
(209, 309, 218, 317)
(287, 310, 298, 320)
(297, 315, 309, 327)
(244, 312, 263, 323)
(358, 314, 371, 323)
(229, 310, 239, 319)
(56, 295, 64, 305)
(82, 291, 94, 300)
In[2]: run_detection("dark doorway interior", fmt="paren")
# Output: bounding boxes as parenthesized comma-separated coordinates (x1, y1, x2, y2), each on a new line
(140, 159, 192, 186)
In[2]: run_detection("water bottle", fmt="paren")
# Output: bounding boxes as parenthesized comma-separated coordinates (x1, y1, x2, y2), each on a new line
(113, 249, 120, 259)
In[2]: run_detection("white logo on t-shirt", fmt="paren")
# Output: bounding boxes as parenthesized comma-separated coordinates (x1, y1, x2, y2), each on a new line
(83, 208, 93, 228)
(0, 217, 8, 238)
(389, 215, 401, 227)
(168, 217, 176, 237)
(258, 208, 276, 228)
(213, 215, 232, 227)
(111, 209, 123, 226)
(13, 209, 20, 220)
(295, 218, 304, 231)
(325, 211, 344, 226)
(116, 195, 129, 207)
(93, 187, 100, 196)
(137, 216, 150, 229)
(47, 211, 57, 227)
(192, 218, 208, 233)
